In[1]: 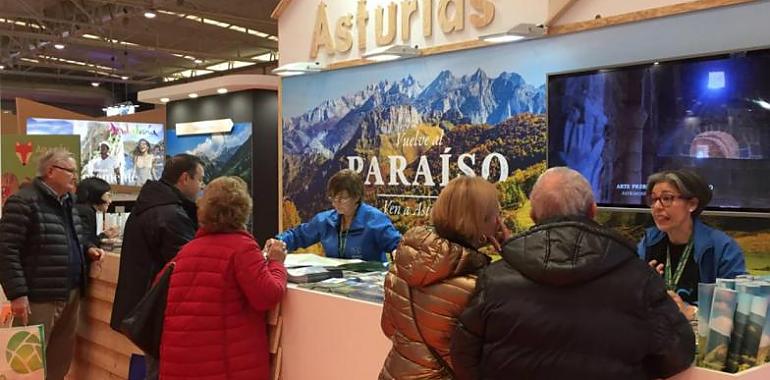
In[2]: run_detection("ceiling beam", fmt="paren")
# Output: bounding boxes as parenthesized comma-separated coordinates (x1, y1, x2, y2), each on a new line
(67, 0, 98, 25)
(11, 59, 158, 78)
(2, 2, 131, 73)
(0, 28, 261, 62)
(0, 12, 97, 29)
(84, 0, 277, 40)
(0, 68, 155, 84)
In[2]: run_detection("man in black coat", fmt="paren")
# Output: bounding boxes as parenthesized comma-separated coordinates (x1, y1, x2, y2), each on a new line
(0, 148, 103, 380)
(110, 154, 204, 380)
(451, 167, 695, 380)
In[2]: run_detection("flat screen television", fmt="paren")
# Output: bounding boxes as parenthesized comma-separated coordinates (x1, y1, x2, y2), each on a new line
(27, 118, 165, 187)
(547, 48, 770, 212)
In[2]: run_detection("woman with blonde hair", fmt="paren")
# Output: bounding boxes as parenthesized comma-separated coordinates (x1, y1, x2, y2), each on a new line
(379, 175, 507, 379)
(159, 176, 287, 380)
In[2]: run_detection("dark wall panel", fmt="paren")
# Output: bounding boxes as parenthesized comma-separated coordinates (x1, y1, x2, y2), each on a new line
(167, 90, 278, 244)
(250, 91, 279, 245)
(167, 90, 254, 124)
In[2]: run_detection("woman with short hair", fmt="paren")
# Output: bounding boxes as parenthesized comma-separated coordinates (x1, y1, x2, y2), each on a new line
(271, 169, 402, 262)
(379, 176, 504, 380)
(159, 176, 287, 380)
(638, 169, 746, 304)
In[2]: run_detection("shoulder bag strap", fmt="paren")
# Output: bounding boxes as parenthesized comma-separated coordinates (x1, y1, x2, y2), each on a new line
(406, 285, 456, 379)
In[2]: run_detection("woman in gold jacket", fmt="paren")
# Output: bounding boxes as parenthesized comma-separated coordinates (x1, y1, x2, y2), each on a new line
(379, 176, 508, 379)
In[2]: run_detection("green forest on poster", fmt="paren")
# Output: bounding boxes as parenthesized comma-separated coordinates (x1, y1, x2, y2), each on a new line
(1, 134, 80, 207)
(280, 26, 770, 273)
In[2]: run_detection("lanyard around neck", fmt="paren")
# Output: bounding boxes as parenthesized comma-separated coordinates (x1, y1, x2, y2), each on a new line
(338, 217, 350, 259)
(665, 239, 694, 291)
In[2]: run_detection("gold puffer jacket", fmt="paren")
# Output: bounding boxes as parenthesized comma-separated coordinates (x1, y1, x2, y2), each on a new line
(379, 226, 490, 380)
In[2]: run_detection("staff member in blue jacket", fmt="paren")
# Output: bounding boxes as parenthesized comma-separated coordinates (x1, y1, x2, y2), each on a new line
(270, 169, 402, 262)
(638, 169, 746, 304)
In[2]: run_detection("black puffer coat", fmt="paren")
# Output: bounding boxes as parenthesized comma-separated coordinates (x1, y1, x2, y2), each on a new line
(110, 180, 197, 331)
(0, 178, 86, 301)
(451, 217, 695, 380)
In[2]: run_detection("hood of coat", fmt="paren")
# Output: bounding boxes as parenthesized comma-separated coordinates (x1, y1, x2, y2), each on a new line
(394, 226, 490, 287)
(132, 179, 197, 220)
(502, 217, 637, 286)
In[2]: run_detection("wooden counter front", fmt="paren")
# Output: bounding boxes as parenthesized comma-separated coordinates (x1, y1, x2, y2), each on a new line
(67, 252, 142, 379)
(67, 253, 770, 380)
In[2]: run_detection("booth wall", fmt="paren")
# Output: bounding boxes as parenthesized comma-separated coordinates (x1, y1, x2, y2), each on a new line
(0, 112, 16, 135)
(280, 1, 770, 273)
(167, 90, 279, 243)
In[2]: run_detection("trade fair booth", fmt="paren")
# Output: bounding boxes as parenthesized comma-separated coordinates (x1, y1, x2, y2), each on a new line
(267, 0, 770, 379)
(2, 1, 770, 379)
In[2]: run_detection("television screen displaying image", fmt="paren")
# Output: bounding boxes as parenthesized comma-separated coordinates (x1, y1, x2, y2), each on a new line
(27, 118, 165, 187)
(548, 48, 770, 211)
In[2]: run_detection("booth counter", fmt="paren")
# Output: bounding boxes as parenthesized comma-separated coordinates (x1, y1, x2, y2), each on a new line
(67, 252, 141, 380)
(68, 252, 770, 380)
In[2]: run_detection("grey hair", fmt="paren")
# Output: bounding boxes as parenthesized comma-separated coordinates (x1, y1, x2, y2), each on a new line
(37, 148, 75, 176)
(530, 167, 594, 222)
(645, 170, 711, 216)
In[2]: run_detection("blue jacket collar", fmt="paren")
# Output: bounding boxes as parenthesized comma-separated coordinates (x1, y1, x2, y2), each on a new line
(643, 217, 713, 263)
(328, 203, 364, 229)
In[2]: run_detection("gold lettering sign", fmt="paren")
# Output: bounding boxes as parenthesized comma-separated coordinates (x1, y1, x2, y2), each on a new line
(401, 0, 418, 41)
(470, 0, 494, 28)
(310, 0, 497, 58)
(335, 15, 354, 52)
(375, 3, 398, 45)
(311, 2, 334, 57)
(438, 0, 464, 33)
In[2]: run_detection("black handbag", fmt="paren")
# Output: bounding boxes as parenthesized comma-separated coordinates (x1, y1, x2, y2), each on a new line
(119, 262, 175, 358)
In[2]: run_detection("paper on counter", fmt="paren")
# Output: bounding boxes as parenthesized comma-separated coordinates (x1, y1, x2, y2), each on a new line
(283, 253, 363, 268)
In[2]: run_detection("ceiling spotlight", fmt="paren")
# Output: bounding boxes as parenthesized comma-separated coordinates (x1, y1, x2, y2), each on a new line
(0, 65, 4, 70)
(54, 43, 65, 50)
(91, 82, 100, 87)
(144, 9, 157, 19)
(188, 93, 198, 98)
(362, 45, 420, 62)
(480, 23, 546, 44)
(160, 97, 170, 103)
(217, 88, 228, 94)
(121, 75, 129, 80)
(193, 58, 203, 64)
(271, 61, 325, 77)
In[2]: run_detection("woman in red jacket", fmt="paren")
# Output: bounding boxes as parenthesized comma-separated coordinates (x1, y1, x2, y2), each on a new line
(160, 176, 287, 380)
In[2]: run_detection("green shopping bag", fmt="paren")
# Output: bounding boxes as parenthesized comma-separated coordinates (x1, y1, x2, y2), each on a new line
(0, 324, 45, 380)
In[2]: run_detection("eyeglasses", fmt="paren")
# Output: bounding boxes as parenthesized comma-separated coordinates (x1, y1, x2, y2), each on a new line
(328, 195, 353, 204)
(52, 165, 76, 174)
(646, 193, 690, 208)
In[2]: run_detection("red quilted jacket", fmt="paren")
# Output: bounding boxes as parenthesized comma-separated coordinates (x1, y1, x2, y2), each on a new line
(159, 229, 287, 380)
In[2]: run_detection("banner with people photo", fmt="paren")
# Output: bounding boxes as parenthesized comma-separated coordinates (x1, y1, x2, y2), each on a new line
(1, 134, 80, 210)
(26, 118, 165, 187)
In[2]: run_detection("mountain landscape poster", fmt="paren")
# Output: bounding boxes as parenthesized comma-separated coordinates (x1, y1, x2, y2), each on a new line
(166, 122, 253, 188)
(281, 40, 770, 270)
(281, 49, 548, 240)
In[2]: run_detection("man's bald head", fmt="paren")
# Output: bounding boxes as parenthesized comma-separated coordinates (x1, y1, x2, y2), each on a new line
(529, 167, 596, 223)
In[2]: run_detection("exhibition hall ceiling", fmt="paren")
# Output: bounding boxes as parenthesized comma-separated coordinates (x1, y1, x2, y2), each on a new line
(0, 0, 279, 89)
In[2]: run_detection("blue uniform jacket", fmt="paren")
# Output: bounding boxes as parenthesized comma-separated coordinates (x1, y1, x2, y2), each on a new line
(637, 217, 747, 282)
(277, 202, 401, 262)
